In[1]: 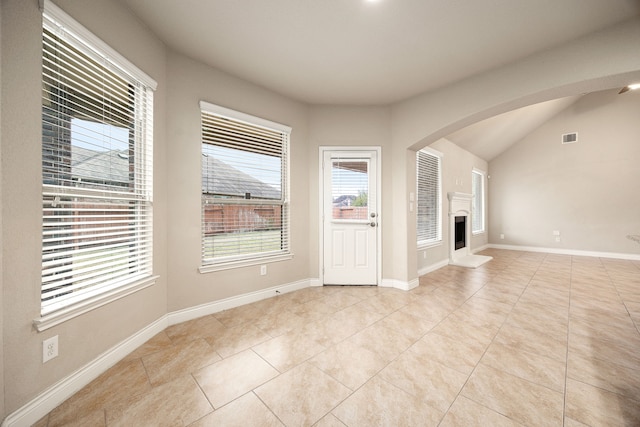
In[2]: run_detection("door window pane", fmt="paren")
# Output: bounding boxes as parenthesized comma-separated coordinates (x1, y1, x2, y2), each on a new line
(331, 160, 369, 220)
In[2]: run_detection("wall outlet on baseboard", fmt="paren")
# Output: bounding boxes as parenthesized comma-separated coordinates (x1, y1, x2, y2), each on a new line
(260, 265, 267, 276)
(500, 234, 505, 240)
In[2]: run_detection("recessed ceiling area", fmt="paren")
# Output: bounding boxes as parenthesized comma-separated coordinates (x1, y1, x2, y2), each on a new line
(119, 0, 640, 105)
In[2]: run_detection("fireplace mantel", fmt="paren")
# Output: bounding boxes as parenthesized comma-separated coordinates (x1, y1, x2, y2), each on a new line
(447, 192, 492, 268)
(447, 192, 473, 217)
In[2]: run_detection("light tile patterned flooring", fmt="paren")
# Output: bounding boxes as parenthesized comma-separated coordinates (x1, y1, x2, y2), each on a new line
(35, 249, 640, 426)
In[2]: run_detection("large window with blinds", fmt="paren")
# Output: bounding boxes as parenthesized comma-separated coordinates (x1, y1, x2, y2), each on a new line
(472, 169, 485, 234)
(40, 1, 156, 320)
(200, 101, 291, 269)
(416, 148, 442, 247)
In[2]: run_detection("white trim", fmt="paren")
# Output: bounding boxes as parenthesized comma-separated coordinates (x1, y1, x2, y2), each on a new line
(42, 0, 157, 90)
(199, 100, 291, 134)
(309, 278, 322, 287)
(2, 316, 167, 427)
(4, 277, 313, 427)
(488, 244, 640, 261)
(199, 254, 294, 274)
(417, 258, 450, 277)
(419, 146, 444, 159)
(418, 240, 443, 251)
(318, 146, 382, 287)
(472, 244, 491, 254)
(167, 278, 311, 326)
(33, 276, 158, 332)
(380, 278, 419, 291)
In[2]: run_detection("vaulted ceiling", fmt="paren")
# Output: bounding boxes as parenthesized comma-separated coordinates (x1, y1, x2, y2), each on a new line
(446, 95, 581, 161)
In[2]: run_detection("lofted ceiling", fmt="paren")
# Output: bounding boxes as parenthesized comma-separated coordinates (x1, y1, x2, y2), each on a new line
(446, 95, 582, 161)
(119, 0, 640, 105)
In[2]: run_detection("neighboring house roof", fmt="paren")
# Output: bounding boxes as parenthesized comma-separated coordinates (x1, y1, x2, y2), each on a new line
(71, 146, 281, 199)
(71, 146, 130, 186)
(202, 155, 281, 200)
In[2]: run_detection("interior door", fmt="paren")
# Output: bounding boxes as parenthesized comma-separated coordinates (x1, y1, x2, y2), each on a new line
(322, 150, 378, 285)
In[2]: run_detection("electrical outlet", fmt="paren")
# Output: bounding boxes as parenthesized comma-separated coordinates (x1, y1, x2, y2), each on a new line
(260, 265, 267, 276)
(555, 237, 561, 242)
(423, 251, 426, 259)
(43, 335, 58, 363)
(500, 234, 505, 239)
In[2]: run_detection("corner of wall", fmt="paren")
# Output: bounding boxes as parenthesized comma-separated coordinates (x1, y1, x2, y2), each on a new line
(0, 0, 4, 421)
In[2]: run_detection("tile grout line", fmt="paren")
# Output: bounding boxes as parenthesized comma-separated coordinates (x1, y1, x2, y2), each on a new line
(562, 254, 576, 427)
(436, 250, 544, 426)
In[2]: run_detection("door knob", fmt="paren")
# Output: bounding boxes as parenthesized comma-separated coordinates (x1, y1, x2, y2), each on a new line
(369, 221, 376, 227)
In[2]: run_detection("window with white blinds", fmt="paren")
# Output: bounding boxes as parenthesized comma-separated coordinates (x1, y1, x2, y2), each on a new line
(416, 149, 442, 246)
(200, 102, 291, 268)
(472, 169, 485, 234)
(40, 1, 156, 317)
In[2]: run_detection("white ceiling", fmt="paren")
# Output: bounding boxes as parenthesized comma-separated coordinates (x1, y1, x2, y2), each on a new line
(118, 1, 638, 160)
(120, 0, 640, 105)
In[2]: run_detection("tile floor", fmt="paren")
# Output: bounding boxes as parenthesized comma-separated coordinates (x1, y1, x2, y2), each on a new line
(35, 249, 640, 426)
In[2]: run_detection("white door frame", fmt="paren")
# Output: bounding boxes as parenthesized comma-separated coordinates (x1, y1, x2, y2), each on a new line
(318, 146, 382, 286)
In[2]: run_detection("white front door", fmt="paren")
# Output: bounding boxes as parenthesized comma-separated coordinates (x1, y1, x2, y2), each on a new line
(322, 149, 379, 285)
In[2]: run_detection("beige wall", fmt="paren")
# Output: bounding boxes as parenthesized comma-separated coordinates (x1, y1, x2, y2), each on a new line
(308, 106, 392, 281)
(165, 51, 310, 311)
(489, 89, 640, 255)
(0, 0, 4, 418)
(1, 0, 168, 414)
(417, 139, 489, 272)
(391, 18, 640, 284)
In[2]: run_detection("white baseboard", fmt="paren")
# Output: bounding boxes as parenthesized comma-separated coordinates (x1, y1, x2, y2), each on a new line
(168, 278, 311, 326)
(417, 259, 449, 277)
(309, 278, 322, 287)
(488, 244, 640, 261)
(380, 278, 419, 291)
(472, 244, 490, 253)
(1, 316, 168, 427)
(2, 278, 313, 427)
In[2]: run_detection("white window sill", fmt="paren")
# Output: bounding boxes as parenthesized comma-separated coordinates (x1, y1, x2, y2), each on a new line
(418, 240, 443, 251)
(33, 275, 158, 332)
(472, 230, 486, 236)
(199, 253, 294, 274)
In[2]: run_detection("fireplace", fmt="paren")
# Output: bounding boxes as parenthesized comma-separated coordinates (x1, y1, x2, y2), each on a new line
(447, 192, 492, 268)
(454, 216, 466, 250)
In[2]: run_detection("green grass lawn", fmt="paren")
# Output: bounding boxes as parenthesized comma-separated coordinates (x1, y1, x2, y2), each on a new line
(203, 229, 282, 258)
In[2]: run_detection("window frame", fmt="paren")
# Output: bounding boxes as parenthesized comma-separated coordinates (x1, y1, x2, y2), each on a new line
(35, 1, 157, 331)
(416, 147, 443, 249)
(472, 168, 486, 235)
(199, 101, 292, 273)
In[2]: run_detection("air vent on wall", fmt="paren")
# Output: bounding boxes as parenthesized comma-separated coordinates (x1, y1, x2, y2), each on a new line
(562, 132, 578, 144)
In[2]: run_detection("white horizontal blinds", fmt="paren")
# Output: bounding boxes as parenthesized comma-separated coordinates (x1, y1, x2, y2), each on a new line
(41, 9, 154, 315)
(472, 170, 484, 233)
(201, 113, 283, 200)
(331, 160, 369, 221)
(201, 108, 290, 263)
(417, 150, 441, 244)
